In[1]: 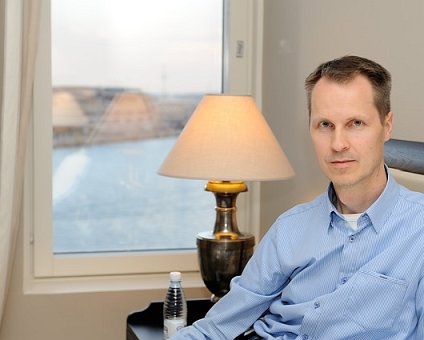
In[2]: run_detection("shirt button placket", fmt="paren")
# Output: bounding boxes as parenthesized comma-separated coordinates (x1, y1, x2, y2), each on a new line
(340, 235, 356, 285)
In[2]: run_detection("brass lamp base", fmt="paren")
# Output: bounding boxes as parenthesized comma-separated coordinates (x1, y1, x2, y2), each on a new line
(197, 181, 255, 300)
(197, 231, 254, 299)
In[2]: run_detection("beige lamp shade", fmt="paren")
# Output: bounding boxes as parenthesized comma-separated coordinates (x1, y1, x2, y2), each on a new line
(158, 94, 295, 181)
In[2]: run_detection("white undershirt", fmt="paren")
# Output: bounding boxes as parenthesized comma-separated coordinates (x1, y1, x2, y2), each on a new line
(342, 213, 362, 231)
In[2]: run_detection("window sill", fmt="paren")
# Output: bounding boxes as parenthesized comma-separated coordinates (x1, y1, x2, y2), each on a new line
(23, 271, 205, 295)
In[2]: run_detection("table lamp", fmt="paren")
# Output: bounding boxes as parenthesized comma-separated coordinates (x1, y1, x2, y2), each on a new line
(158, 94, 294, 300)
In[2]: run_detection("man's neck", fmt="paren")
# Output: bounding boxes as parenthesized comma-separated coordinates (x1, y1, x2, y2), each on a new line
(334, 169, 388, 214)
(336, 193, 369, 214)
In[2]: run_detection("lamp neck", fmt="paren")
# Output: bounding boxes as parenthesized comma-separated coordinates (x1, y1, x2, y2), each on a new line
(205, 181, 248, 240)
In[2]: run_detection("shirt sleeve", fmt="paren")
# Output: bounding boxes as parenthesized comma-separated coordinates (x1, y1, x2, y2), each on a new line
(172, 221, 291, 339)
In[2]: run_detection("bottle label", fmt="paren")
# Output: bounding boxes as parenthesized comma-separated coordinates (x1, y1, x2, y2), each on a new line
(164, 318, 186, 339)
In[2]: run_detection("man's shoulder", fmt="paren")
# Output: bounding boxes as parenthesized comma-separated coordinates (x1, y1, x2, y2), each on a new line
(275, 191, 328, 222)
(393, 185, 424, 229)
(398, 185, 424, 208)
(267, 192, 330, 241)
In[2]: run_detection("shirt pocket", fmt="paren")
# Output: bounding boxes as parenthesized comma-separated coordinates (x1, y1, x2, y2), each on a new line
(343, 270, 408, 330)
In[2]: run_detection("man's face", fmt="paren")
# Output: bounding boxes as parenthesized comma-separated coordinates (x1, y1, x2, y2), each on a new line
(309, 75, 393, 191)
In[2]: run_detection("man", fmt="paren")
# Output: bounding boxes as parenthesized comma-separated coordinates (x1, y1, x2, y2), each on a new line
(174, 56, 424, 339)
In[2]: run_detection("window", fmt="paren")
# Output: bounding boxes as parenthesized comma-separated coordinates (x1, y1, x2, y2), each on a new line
(51, 0, 222, 254)
(27, 0, 262, 284)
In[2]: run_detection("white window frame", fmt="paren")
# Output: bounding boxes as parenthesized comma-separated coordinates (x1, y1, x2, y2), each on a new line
(24, 0, 264, 293)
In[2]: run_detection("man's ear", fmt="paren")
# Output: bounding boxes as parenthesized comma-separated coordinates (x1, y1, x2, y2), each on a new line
(384, 111, 393, 142)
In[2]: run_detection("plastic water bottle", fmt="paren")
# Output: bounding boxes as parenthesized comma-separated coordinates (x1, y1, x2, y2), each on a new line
(163, 271, 187, 339)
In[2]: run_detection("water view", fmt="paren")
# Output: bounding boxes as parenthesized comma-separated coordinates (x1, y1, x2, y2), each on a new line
(53, 136, 214, 254)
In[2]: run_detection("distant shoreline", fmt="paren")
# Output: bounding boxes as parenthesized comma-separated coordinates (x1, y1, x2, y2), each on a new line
(52, 87, 202, 147)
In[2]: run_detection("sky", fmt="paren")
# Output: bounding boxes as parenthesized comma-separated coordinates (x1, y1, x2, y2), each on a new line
(51, 0, 223, 95)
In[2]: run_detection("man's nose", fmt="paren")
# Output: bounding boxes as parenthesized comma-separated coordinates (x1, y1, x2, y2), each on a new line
(331, 129, 349, 152)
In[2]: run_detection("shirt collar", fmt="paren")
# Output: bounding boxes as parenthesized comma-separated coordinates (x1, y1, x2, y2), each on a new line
(325, 165, 400, 233)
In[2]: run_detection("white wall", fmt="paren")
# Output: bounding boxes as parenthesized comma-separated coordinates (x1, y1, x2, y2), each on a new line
(2, 1, 424, 339)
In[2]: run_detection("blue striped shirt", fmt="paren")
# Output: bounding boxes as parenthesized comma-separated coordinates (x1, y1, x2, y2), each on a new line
(174, 172, 424, 339)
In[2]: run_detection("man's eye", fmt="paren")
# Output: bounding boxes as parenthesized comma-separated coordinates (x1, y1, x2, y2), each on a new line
(352, 120, 363, 127)
(319, 121, 332, 128)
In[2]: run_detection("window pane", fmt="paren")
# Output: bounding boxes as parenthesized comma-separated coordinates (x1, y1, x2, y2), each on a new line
(51, 0, 222, 254)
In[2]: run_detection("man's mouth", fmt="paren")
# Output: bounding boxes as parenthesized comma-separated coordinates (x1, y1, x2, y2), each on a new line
(329, 159, 355, 168)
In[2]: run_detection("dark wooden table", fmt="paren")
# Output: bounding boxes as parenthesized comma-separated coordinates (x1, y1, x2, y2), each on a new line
(126, 299, 214, 340)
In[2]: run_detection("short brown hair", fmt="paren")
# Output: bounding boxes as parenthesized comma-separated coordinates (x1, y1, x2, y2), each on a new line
(305, 55, 391, 123)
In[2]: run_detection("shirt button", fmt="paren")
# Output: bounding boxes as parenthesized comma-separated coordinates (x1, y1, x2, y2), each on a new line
(302, 335, 309, 340)
(314, 301, 320, 309)
(349, 235, 355, 242)
(341, 277, 348, 284)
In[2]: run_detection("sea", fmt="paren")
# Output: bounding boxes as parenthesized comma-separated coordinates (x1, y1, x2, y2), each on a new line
(52, 136, 214, 254)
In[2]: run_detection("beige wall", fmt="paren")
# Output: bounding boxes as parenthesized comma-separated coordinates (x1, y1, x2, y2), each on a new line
(2, 1, 424, 339)
(0, 227, 208, 340)
(260, 0, 424, 233)
(0, 225, 208, 340)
